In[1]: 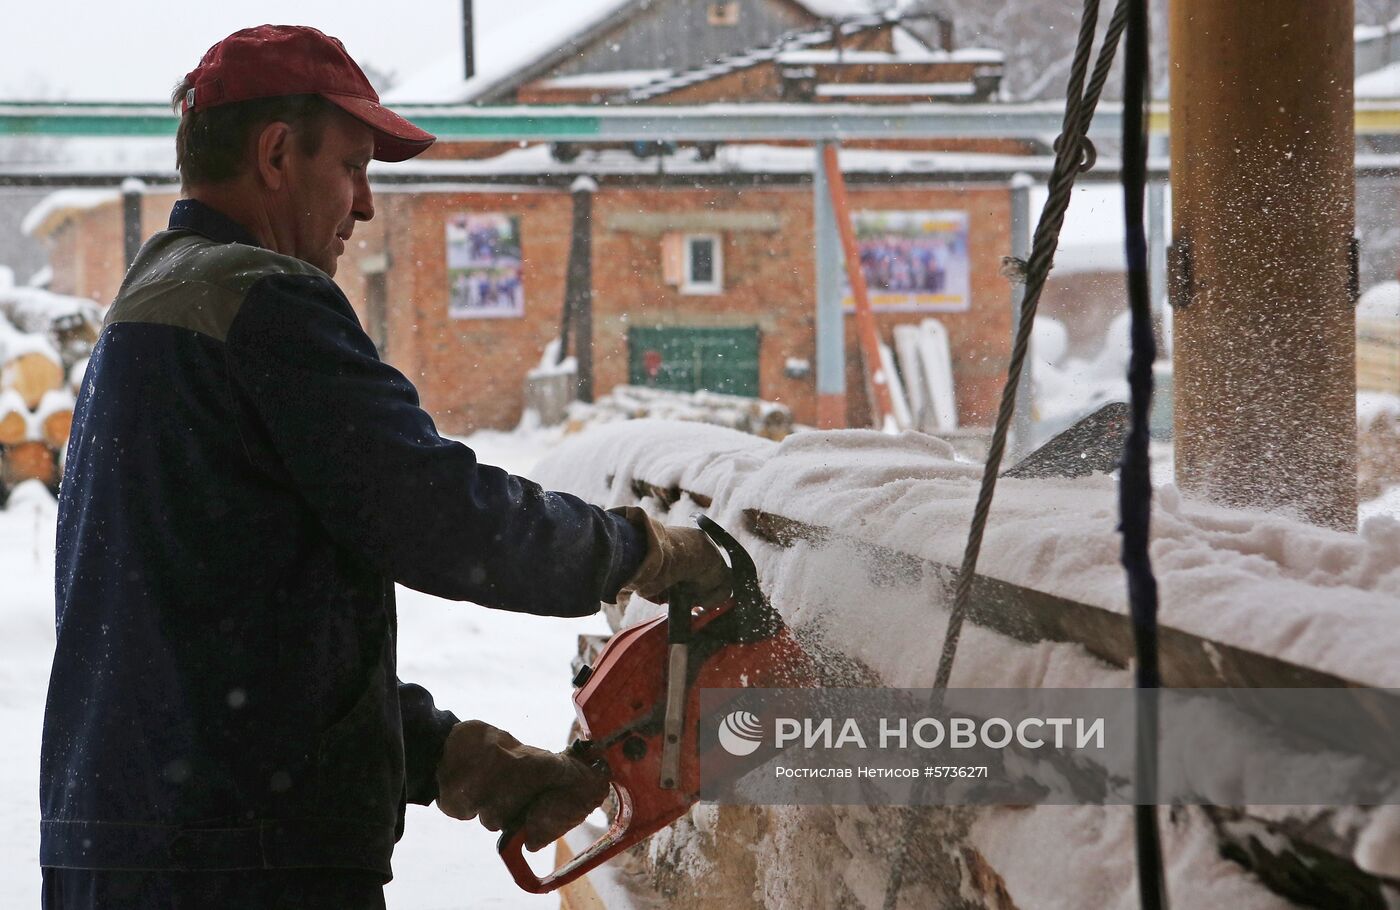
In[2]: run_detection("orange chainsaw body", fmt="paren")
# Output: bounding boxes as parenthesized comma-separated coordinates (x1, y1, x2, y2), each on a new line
(499, 516, 815, 893)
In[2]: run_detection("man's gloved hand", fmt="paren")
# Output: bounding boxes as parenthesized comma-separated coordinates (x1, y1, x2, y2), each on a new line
(610, 506, 732, 605)
(435, 720, 610, 852)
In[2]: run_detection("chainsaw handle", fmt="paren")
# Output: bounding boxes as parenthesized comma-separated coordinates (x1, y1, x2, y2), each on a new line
(497, 782, 636, 894)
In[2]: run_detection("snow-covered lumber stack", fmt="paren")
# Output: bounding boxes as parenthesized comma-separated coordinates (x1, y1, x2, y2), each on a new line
(0, 280, 98, 504)
(564, 385, 793, 441)
(1356, 282, 1399, 395)
(535, 420, 1400, 909)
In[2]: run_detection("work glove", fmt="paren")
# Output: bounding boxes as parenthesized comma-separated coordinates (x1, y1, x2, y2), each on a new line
(610, 506, 733, 605)
(435, 720, 610, 852)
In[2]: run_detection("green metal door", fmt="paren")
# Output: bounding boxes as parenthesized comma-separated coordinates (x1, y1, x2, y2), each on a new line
(628, 326, 761, 396)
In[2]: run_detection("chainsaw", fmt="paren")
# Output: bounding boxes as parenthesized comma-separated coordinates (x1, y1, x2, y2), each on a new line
(498, 514, 816, 893)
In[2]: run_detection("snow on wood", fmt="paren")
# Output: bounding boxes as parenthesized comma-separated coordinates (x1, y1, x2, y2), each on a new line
(537, 419, 1400, 688)
(534, 420, 1399, 907)
(536, 420, 1400, 906)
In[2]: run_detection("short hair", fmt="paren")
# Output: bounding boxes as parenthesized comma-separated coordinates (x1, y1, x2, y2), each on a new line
(170, 78, 334, 190)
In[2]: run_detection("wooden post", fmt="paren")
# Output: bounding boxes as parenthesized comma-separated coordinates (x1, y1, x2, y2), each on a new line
(566, 176, 596, 403)
(821, 143, 896, 431)
(1170, 0, 1357, 530)
(812, 141, 846, 428)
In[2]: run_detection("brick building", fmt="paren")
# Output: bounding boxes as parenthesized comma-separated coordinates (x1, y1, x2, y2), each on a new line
(27, 3, 1038, 434)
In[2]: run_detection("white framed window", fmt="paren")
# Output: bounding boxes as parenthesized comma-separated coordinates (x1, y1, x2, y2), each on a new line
(682, 233, 723, 295)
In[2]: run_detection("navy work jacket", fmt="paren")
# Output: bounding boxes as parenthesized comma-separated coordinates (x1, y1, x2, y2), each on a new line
(40, 200, 644, 879)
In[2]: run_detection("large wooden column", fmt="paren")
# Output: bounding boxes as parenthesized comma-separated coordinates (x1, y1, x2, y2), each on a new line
(1170, 0, 1357, 530)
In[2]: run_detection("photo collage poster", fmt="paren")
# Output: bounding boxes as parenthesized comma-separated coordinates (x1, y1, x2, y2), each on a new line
(842, 210, 971, 313)
(446, 213, 524, 319)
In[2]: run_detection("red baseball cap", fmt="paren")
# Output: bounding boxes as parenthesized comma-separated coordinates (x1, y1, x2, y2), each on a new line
(181, 25, 435, 162)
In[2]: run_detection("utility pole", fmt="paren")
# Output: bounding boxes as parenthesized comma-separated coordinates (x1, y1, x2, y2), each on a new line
(1170, 0, 1357, 530)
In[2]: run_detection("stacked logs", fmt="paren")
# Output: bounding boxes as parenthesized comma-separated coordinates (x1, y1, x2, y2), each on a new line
(565, 385, 795, 440)
(0, 284, 102, 505)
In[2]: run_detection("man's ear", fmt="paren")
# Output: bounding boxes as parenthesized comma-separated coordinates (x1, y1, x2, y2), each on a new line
(254, 121, 293, 191)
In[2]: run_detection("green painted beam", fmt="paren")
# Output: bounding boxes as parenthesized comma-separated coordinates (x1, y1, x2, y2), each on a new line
(4, 101, 1400, 142)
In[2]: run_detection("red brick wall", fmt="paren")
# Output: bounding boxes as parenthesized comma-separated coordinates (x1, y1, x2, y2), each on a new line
(371, 182, 1012, 434)
(44, 190, 181, 307)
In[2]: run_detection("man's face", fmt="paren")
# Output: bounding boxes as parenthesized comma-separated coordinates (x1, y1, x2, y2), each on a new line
(281, 110, 375, 277)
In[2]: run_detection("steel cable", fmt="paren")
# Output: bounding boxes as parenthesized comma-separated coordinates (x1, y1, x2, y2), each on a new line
(881, 1, 1130, 906)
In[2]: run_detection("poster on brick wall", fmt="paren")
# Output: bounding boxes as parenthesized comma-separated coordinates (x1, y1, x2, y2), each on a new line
(445, 213, 524, 319)
(842, 210, 971, 313)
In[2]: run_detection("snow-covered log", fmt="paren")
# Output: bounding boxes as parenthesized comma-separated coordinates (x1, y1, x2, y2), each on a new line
(0, 315, 65, 410)
(0, 286, 102, 370)
(2, 441, 57, 490)
(534, 420, 1400, 909)
(0, 389, 26, 446)
(35, 388, 75, 450)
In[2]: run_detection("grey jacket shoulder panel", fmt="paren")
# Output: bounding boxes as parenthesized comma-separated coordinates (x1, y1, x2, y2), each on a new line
(104, 230, 331, 343)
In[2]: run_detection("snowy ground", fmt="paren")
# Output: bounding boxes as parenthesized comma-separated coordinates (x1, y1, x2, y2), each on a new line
(0, 427, 604, 910)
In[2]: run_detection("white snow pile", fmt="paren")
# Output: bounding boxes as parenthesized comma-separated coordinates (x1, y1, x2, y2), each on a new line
(535, 420, 1400, 690)
(1358, 280, 1400, 321)
(527, 337, 577, 379)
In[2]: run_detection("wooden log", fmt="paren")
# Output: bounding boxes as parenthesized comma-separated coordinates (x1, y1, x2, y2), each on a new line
(0, 389, 26, 446)
(2, 441, 56, 488)
(35, 388, 75, 450)
(2, 350, 64, 410)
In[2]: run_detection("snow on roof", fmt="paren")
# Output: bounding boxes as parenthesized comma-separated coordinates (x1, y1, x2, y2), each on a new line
(791, 0, 888, 16)
(815, 82, 978, 98)
(777, 47, 1002, 64)
(21, 188, 120, 238)
(384, 0, 636, 104)
(627, 13, 890, 102)
(376, 141, 1044, 179)
(537, 69, 673, 89)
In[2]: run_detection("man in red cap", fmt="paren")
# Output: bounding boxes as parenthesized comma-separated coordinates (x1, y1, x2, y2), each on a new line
(40, 25, 729, 909)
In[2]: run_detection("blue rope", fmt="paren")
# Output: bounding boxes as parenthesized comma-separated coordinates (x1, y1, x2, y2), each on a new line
(1119, 0, 1167, 906)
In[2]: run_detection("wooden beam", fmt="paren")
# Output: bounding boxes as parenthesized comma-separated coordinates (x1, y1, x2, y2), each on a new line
(1169, 0, 1357, 529)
